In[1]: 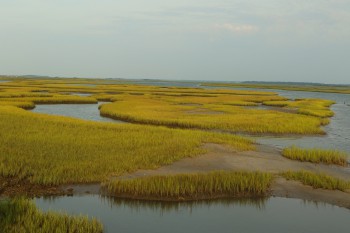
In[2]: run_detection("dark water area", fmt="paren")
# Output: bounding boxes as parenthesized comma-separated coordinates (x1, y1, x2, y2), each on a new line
(35, 195, 350, 233)
(31, 102, 124, 123)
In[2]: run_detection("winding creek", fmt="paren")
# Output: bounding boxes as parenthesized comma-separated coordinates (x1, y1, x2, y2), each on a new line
(28, 85, 350, 232)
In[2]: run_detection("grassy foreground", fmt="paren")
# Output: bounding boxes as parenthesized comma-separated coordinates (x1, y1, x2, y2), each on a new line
(0, 106, 253, 187)
(281, 171, 350, 191)
(282, 146, 348, 166)
(0, 198, 103, 233)
(104, 171, 273, 201)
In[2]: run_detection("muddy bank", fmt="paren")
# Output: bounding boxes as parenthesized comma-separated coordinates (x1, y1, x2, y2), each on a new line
(271, 177, 350, 209)
(2, 143, 350, 208)
(116, 143, 350, 207)
(120, 143, 350, 181)
(0, 177, 64, 197)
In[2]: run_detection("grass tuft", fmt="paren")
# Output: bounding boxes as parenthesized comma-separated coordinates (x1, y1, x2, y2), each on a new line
(104, 171, 273, 201)
(282, 146, 348, 166)
(281, 170, 350, 191)
(0, 198, 103, 233)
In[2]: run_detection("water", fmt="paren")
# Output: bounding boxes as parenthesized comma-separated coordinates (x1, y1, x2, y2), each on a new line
(232, 88, 350, 153)
(31, 102, 124, 123)
(35, 195, 350, 233)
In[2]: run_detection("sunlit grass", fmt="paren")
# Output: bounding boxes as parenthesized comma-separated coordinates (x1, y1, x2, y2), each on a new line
(0, 198, 103, 233)
(0, 106, 253, 186)
(104, 171, 273, 200)
(0, 101, 35, 109)
(282, 146, 348, 166)
(100, 95, 328, 135)
(281, 170, 350, 191)
(263, 99, 335, 118)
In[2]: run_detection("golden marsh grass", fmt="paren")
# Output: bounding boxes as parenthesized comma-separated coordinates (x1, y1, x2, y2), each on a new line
(263, 99, 335, 118)
(0, 106, 253, 186)
(282, 146, 348, 166)
(202, 83, 350, 94)
(0, 198, 103, 233)
(281, 171, 350, 191)
(104, 171, 273, 201)
(100, 95, 329, 135)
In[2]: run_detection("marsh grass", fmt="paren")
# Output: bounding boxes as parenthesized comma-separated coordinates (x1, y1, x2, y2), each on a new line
(100, 95, 328, 135)
(263, 99, 335, 118)
(0, 198, 103, 233)
(0, 106, 253, 186)
(0, 101, 35, 109)
(282, 146, 348, 166)
(201, 83, 350, 94)
(104, 171, 273, 201)
(0, 96, 98, 104)
(281, 171, 350, 191)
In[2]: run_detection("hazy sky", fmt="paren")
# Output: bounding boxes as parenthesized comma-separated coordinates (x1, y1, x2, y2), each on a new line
(1, 0, 349, 83)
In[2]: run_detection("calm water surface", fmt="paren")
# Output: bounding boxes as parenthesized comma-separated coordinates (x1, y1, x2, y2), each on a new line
(232, 88, 350, 154)
(35, 195, 350, 233)
(31, 102, 123, 123)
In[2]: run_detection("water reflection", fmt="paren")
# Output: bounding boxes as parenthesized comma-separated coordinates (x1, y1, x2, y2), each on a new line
(102, 196, 268, 214)
(35, 195, 350, 233)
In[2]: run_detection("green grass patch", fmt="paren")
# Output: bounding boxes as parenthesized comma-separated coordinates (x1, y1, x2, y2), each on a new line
(282, 146, 348, 166)
(0, 198, 103, 233)
(104, 171, 273, 201)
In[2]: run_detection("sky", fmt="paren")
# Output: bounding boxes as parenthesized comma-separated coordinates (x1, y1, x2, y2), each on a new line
(0, 0, 349, 84)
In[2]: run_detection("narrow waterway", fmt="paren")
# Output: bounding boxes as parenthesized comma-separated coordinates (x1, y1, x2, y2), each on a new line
(31, 102, 124, 123)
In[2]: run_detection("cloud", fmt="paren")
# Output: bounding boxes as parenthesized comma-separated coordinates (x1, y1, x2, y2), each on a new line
(213, 23, 259, 34)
